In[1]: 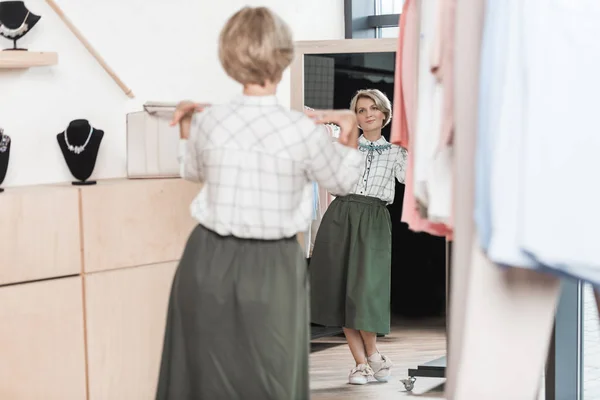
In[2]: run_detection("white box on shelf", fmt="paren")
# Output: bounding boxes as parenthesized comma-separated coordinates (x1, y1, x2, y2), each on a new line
(126, 102, 180, 179)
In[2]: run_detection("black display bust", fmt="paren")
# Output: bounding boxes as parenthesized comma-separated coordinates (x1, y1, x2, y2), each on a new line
(57, 119, 103, 186)
(0, 130, 10, 193)
(0, 1, 41, 51)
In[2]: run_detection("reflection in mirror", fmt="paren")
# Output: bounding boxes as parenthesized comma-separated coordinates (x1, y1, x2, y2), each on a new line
(304, 51, 447, 395)
(304, 52, 395, 140)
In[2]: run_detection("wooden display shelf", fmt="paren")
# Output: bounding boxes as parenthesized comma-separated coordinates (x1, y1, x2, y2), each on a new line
(0, 50, 58, 69)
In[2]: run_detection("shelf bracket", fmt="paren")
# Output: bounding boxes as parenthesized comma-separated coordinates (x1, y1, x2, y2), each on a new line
(45, 0, 135, 99)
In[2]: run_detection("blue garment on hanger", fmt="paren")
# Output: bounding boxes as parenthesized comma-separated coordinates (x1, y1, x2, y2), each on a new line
(473, 0, 509, 252)
(473, 0, 600, 289)
(312, 182, 319, 220)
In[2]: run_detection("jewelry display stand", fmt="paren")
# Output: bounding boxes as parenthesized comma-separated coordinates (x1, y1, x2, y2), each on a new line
(0, 127, 10, 193)
(0, 1, 57, 68)
(0, 1, 40, 51)
(57, 119, 103, 186)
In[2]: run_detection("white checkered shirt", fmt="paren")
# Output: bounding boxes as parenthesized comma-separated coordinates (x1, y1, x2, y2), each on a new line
(351, 136, 408, 204)
(178, 94, 363, 239)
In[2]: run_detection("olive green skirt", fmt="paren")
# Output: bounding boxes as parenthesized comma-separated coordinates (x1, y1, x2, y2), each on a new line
(156, 224, 309, 400)
(310, 194, 392, 335)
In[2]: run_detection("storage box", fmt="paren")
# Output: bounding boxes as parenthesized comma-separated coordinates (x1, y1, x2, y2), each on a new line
(126, 102, 180, 178)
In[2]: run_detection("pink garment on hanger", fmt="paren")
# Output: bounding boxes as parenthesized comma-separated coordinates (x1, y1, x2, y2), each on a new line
(390, 0, 411, 147)
(436, 0, 457, 147)
(390, 0, 452, 238)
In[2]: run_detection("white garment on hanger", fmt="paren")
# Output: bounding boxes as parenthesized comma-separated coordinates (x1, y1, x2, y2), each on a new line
(518, 0, 600, 286)
(414, 0, 440, 207)
(413, 0, 452, 224)
(473, 0, 510, 252)
(426, 144, 453, 224)
(487, 0, 537, 268)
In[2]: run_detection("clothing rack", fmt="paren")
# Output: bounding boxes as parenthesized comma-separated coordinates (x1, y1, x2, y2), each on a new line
(335, 65, 395, 78)
(334, 67, 395, 84)
(401, 239, 451, 391)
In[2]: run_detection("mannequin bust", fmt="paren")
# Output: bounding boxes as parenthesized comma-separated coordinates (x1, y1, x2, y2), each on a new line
(0, 128, 10, 193)
(57, 119, 103, 185)
(0, 1, 41, 51)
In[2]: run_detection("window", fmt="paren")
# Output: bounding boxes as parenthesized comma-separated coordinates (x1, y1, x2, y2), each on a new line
(345, 0, 401, 39)
(378, 0, 404, 15)
(583, 284, 600, 398)
(380, 26, 400, 38)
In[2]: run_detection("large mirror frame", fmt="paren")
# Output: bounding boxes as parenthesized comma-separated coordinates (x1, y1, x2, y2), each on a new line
(290, 38, 452, 383)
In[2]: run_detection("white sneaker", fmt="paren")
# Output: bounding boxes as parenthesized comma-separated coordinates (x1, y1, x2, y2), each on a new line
(368, 354, 393, 382)
(348, 363, 374, 385)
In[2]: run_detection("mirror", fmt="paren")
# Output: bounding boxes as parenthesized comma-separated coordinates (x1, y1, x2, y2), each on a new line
(304, 52, 395, 139)
(292, 39, 447, 395)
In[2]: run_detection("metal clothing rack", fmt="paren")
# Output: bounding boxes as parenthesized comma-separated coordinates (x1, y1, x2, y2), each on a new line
(335, 65, 395, 78)
(401, 240, 452, 391)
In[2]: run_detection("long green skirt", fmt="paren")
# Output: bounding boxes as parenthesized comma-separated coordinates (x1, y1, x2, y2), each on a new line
(310, 194, 392, 335)
(156, 224, 309, 400)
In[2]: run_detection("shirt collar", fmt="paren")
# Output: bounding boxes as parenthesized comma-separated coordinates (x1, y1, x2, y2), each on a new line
(359, 135, 388, 146)
(232, 94, 280, 106)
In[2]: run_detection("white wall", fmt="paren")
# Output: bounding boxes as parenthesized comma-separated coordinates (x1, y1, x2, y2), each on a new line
(0, 0, 344, 187)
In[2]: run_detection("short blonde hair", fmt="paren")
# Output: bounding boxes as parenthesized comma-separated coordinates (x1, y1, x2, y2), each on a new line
(350, 89, 393, 127)
(219, 7, 294, 86)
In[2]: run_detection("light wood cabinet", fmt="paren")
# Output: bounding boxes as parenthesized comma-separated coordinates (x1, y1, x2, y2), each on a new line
(0, 277, 87, 400)
(0, 178, 194, 399)
(0, 185, 81, 285)
(80, 179, 199, 273)
(85, 262, 177, 400)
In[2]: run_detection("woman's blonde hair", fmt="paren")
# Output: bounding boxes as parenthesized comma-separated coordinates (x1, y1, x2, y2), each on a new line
(350, 89, 393, 127)
(218, 7, 294, 86)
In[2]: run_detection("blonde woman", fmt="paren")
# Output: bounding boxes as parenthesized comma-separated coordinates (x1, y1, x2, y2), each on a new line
(310, 89, 408, 385)
(155, 7, 363, 400)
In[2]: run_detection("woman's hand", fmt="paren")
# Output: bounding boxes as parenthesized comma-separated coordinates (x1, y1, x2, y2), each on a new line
(305, 109, 359, 149)
(170, 101, 210, 139)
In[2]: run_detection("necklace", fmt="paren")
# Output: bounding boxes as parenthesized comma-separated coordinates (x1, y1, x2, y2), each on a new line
(0, 11, 30, 39)
(64, 125, 93, 155)
(0, 129, 10, 153)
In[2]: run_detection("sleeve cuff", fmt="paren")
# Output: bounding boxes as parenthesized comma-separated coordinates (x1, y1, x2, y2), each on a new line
(178, 139, 188, 158)
(343, 147, 363, 169)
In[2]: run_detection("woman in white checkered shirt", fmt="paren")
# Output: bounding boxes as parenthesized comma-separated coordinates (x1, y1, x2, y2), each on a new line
(310, 89, 409, 386)
(154, 7, 365, 400)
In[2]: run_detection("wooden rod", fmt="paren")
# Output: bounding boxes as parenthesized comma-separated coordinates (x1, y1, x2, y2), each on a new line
(45, 0, 135, 98)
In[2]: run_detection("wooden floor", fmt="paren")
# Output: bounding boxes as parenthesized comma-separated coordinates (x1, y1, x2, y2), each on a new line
(310, 318, 447, 400)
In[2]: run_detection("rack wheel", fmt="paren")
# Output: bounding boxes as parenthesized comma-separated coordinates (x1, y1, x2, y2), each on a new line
(401, 377, 416, 391)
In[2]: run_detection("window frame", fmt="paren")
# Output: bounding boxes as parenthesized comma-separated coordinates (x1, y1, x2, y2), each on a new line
(344, 0, 400, 39)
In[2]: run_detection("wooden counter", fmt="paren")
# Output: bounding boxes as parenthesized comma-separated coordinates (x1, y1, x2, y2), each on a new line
(0, 178, 197, 400)
(0, 185, 81, 285)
